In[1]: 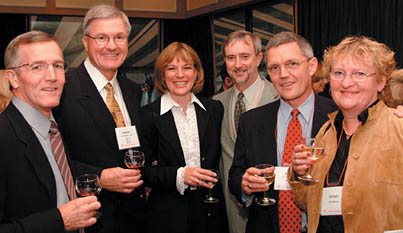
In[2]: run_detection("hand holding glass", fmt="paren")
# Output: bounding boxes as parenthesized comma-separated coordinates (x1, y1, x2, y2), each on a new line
(254, 164, 276, 206)
(203, 169, 219, 204)
(298, 138, 325, 182)
(75, 174, 102, 218)
(124, 150, 145, 169)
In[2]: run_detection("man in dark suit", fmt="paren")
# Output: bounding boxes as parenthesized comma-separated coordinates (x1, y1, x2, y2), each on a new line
(0, 31, 100, 233)
(53, 4, 146, 233)
(228, 32, 338, 233)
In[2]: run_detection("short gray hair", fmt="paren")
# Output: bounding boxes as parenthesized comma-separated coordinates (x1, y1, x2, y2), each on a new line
(265, 32, 314, 60)
(222, 30, 262, 57)
(83, 4, 131, 35)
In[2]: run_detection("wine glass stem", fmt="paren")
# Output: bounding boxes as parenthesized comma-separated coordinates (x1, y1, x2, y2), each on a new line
(208, 188, 212, 198)
(263, 190, 267, 199)
(307, 163, 313, 178)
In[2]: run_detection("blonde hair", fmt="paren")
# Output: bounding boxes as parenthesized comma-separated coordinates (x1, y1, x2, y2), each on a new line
(154, 42, 204, 95)
(312, 62, 326, 83)
(381, 69, 403, 108)
(323, 36, 396, 83)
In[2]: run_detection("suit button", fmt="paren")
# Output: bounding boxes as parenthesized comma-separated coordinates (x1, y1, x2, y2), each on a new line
(140, 194, 144, 198)
(201, 157, 206, 161)
(352, 153, 360, 159)
(207, 213, 211, 217)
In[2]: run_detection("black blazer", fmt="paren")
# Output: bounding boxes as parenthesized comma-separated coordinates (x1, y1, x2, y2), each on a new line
(229, 95, 337, 233)
(54, 63, 146, 233)
(0, 103, 76, 233)
(141, 96, 228, 233)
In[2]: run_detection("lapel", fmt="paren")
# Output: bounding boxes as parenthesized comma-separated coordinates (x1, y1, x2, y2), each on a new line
(6, 104, 57, 204)
(75, 64, 119, 150)
(223, 87, 236, 142)
(118, 73, 141, 127)
(256, 101, 280, 166)
(311, 94, 332, 137)
(152, 99, 186, 166)
(195, 101, 209, 143)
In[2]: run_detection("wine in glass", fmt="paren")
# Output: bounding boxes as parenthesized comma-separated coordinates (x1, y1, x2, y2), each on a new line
(124, 150, 145, 169)
(75, 174, 102, 218)
(298, 138, 325, 183)
(203, 169, 219, 204)
(254, 164, 276, 206)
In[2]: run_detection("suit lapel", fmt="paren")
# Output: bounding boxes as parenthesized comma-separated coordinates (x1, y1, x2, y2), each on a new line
(75, 64, 119, 150)
(312, 94, 330, 137)
(118, 73, 141, 127)
(153, 101, 186, 166)
(7, 104, 57, 204)
(195, 103, 209, 142)
(223, 88, 236, 142)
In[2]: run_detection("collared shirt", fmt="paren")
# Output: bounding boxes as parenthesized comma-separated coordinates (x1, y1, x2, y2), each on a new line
(277, 91, 315, 232)
(160, 93, 206, 195)
(12, 96, 70, 207)
(84, 58, 131, 126)
(231, 76, 264, 125)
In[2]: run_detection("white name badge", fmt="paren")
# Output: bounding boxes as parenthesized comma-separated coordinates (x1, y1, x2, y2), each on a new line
(320, 186, 342, 216)
(274, 166, 291, 191)
(115, 126, 140, 150)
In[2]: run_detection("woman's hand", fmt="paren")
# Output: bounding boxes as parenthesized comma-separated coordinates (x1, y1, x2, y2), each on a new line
(292, 144, 314, 176)
(184, 167, 217, 188)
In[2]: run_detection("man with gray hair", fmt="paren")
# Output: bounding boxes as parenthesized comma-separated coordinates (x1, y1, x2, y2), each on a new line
(0, 30, 100, 233)
(54, 4, 145, 233)
(213, 30, 279, 233)
(228, 32, 337, 233)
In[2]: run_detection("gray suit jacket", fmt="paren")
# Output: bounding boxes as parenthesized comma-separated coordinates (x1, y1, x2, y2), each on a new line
(213, 77, 279, 233)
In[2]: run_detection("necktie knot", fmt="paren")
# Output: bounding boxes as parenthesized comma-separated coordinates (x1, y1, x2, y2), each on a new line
(49, 121, 59, 135)
(291, 109, 299, 119)
(237, 92, 245, 101)
(105, 83, 113, 92)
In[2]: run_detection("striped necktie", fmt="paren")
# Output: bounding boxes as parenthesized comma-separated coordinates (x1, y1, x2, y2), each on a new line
(105, 83, 125, 128)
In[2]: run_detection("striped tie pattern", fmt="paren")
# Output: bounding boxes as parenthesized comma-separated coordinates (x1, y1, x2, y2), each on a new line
(279, 109, 302, 233)
(49, 121, 77, 201)
(105, 83, 125, 128)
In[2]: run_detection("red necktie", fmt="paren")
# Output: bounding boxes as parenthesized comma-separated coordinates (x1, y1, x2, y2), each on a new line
(49, 121, 77, 200)
(279, 109, 302, 233)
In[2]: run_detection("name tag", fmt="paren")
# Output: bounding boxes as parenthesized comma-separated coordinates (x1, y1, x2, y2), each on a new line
(274, 166, 291, 191)
(115, 126, 140, 150)
(320, 186, 342, 216)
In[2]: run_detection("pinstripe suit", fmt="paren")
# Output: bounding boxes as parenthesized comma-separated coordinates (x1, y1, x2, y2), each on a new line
(213, 77, 279, 233)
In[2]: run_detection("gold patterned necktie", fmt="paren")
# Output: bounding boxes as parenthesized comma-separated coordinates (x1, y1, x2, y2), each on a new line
(105, 83, 125, 128)
(234, 92, 246, 130)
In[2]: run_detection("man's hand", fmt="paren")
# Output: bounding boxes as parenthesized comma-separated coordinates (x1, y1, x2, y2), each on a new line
(292, 144, 314, 176)
(100, 167, 143, 193)
(241, 167, 272, 195)
(184, 167, 217, 189)
(59, 196, 100, 231)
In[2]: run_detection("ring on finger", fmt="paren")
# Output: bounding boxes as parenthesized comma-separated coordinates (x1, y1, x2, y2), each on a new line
(248, 183, 252, 189)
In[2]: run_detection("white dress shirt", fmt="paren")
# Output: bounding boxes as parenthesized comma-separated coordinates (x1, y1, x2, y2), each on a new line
(160, 93, 206, 195)
(84, 58, 131, 126)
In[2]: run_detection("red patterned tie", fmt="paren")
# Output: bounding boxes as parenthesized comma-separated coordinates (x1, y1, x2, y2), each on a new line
(279, 109, 302, 233)
(49, 121, 77, 200)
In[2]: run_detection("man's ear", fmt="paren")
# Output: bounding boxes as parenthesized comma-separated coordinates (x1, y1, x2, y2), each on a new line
(5, 70, 19, 90)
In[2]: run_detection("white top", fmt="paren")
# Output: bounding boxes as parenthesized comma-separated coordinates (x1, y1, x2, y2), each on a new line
(160, 93, 206, 195)
(84, 58, 131, 126)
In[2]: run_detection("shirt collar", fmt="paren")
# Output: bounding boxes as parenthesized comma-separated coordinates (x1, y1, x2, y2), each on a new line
(234, 75, 262, 105)
(84, 58, 118, 92)
(279, 91, 315, 122)
(160, 93, 205, 115)
(11, 96, 54, 138)
(335, 99, 379, 127)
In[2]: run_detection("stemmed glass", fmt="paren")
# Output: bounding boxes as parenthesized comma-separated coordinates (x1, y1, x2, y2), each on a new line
(298, 138, 325, 183)
(254, 164, 276, 206)
(75, 174, 102, 218)
(124, 150, 145, 169)
(203, 169, 219, 204)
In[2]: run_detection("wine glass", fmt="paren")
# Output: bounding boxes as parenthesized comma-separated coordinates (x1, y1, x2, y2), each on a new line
(203, 169, 219, 204)
(124, 150, 145, 169)
(298, 138, 325, 183)
(254, 164, 276, 206)
(75, 174, 102, 218)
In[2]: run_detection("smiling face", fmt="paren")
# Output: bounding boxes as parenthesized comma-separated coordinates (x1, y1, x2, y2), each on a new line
(224, 37, 263, 92)
(6, 41, 65, 118)
(82, 17, 128, 80)
(164, 57, 197, 103)
(312, 77, 328, 94)
(266, 42, 317, 108)
(330, 54, 386, 116)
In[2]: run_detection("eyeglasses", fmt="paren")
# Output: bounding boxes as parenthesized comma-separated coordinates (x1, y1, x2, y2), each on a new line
(7, 62, 66, 75)
(330, 71, 376, 82)
(267, 59, 310, 75)
(85, 34, 128, 46)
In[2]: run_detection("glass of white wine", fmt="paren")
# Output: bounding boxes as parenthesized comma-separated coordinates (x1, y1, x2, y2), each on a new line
(75, 174, 102, 218)
(203, 169, 219, 204)
(124, 150, 145, 169)
(254, 163, 276, 206)
(298, 138, 325, 183)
